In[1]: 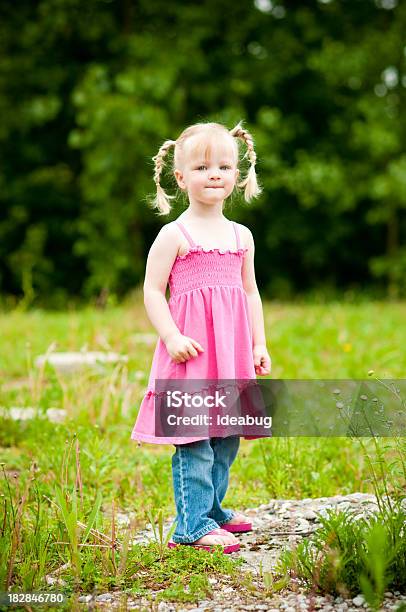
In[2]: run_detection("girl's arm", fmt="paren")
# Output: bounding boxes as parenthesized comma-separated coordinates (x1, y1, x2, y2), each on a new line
(143, 224, 181, 343)
(143, 224, 204, 362)
(241, 226, 271, 375)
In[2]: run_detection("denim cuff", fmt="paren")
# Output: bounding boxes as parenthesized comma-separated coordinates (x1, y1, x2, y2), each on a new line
(171, 518, 220, 544)
(215, 509, 235, 526)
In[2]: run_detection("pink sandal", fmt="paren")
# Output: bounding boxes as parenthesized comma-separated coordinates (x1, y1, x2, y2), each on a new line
(167, 528, 240, 554)
(221, 513, 253, 533)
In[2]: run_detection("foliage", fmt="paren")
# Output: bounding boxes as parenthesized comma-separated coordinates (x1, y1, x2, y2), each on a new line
(0, 1, 405, 306)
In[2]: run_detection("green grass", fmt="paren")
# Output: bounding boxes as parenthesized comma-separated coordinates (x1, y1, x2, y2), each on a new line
(1, 294, 406, 378)
(0, 295, 405, 606)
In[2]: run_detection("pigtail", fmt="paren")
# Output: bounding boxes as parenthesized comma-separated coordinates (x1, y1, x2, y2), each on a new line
(229, 121, 262, 202)
(151, 139, 177, 215)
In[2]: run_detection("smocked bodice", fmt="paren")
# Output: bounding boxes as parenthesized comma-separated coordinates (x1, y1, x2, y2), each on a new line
(168, 246, 248, 298)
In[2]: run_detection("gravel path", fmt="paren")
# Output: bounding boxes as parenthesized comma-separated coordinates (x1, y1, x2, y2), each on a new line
(75, 493, 406, 611)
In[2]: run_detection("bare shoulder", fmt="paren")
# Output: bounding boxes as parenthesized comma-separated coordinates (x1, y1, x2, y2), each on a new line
(156, 221, 181, 239)
(152, 221, 182, 247)
(234, 223, 254, 249)
(149, 221, 181, 260)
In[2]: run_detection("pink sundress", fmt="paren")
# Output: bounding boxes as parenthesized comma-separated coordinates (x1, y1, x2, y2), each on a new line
(130, 219, 258, 445)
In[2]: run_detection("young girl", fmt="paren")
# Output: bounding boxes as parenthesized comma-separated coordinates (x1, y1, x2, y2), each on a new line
(131, 121, 271, 553)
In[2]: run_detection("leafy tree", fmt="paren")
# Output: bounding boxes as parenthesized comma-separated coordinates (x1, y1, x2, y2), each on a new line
(0, 0, 405, 305)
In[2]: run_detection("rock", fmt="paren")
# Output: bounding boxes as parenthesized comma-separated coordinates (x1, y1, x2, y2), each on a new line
(0, 406, 67, 423)
(337, 502, 351, 510)
(303, 510, 318, 520)
(44, 408, 67, 423)
(95, 593, 113, 602)
(0, 407, 36, 420)
(317, 507, 335, 519)
(296, 518, 311, 531)
(132, 333, 157, 345)
(35, 351, 128, 373)
(44, 575, 67, 587)
(78, 595, 92, 603)
(352, 594, 365, 606)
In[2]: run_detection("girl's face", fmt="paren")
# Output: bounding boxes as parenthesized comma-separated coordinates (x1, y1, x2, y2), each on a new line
(174, 136, 239, 206)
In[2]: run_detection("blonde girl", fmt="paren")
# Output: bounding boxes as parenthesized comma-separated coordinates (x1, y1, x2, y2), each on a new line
(131, 121, 271, 553)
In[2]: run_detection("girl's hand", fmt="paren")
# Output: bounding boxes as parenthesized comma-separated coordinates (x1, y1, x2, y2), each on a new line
(164, 332, 204, 364)
(253, 344, 272, 376)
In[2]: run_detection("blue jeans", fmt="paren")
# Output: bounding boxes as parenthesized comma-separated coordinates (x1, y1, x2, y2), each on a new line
(171, 436, 240, 543)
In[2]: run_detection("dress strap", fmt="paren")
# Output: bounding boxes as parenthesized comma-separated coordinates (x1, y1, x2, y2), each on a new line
(175, 221, 196, 247)
(232, 222, 241, 250)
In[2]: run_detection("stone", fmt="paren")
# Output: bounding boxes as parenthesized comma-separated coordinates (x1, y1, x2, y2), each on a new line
(337, 502, 351, 510)
(95, 593, 113, 602)
(296, 518, 311, 531)
(303, 510, 318, 520)
(0, 406, 67, 423)
(132, 333, 157, 345)
(352, 595, 365, 606)
(0, 407, 36, 420)
(44, 575, 67, 587)
(35, 351, 128, 373)
(44, 408, 67, 423)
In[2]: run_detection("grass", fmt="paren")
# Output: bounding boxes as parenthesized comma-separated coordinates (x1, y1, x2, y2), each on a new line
(274, 499, 406, 609)
(0, 294, 405, 607)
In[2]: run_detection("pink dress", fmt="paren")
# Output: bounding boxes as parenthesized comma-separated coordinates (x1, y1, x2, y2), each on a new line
(130, 220, 258, 445)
